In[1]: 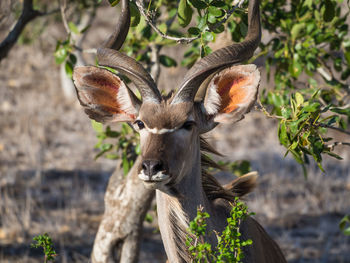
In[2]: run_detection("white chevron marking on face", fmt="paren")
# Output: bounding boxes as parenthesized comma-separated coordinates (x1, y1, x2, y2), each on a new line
(146, 127, 178, 134)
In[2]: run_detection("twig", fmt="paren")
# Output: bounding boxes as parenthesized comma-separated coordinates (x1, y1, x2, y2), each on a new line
(0, 0, 58, 61)
(135, 0, 198, 43)
(255, 97, 284, 119)
(326, 141, 350, 151)
(149, 44, 162, 83)
(59, 0, 70, 34)
(135, 0, 242, 44)
(73, 45, 97, 54)
(319, 123, 350, 136)
(209, 4, 243, 32)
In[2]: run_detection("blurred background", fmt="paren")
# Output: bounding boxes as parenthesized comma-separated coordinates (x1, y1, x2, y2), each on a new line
(0, 0, 350, 262)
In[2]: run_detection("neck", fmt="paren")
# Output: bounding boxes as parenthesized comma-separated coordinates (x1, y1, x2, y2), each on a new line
(156, 148, 212, 263)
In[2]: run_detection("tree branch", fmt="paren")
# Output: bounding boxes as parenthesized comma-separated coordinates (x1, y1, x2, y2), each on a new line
(208, 3, 244, 32)
(255, 97, 284, 119)
(0, 0, 58, 61)
(327, 141, 350, 151)
(319, 123, 350, 136)
(149, 44, 162, 83)
(135, 0, 198, 43)
(59, 0, 70, 34)
(135, 0, 242, 44)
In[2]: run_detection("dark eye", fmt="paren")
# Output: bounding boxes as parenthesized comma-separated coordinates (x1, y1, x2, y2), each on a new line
(134, 120, 145, 130)
(182, 121, 195, 131)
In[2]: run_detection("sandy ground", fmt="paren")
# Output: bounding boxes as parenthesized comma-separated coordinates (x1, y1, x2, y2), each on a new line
(1, 3, 350, 263)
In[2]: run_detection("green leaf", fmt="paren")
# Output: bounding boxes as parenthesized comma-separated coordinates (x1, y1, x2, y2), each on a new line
(202, 31, 214, 42)
(290, 140, 299, 150)
(212, 24, 224, 33)
(188, 0, 207, 9)
(295, 92, 304, 107)
(122, 153, 130, 175)
(105, 128, 120, 138)
(302, 102, 320, 113)
(345, 51, 350, 65)
(130, 1, 141, 27)
(135, 144, 141, 155)
(65, 61, 73, 78)
(188, 27, 201, 35)
(341, 68, 350, 80)
(69, 53, 77, 64)
(303, 0, 313, 8)
(91, 120, 103, 133)
(331, 107, 350, 117)
(278, 122, 289, 147)
(160, 55, 177, 67)
(339, 215, 350, 235)
(178, 0, 193, 27)
(54, 47, 68, 64)
(68, 22, 80, 34)
(144, 213, 153, 223)
(325, 150, 343, 160)
(101, 143, 113, 151)
(324, 0, 335, 22)
(108, 0, 120, 7)
(208, 13, 217, 24)
(95, 144, 113, 159)
(291, 23, 305, 41)
(208, 6, 222, 17)
(201, 45, 212, 57)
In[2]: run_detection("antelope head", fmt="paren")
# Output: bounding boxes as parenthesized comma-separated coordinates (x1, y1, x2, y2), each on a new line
(73, 0, 261, 192)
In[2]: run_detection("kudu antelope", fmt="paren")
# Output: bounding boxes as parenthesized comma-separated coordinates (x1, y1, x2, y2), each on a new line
(73, 0, 286, 262)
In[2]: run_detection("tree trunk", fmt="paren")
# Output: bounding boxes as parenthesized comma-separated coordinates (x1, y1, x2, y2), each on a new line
(91, 156, 155, 263)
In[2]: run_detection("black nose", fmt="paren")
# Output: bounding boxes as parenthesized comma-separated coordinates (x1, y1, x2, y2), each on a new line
(142, 160, 164, 179)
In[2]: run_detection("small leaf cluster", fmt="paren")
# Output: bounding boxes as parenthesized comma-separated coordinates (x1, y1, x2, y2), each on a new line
(116, 0, 244, 69)
(216, 199, 253, 262)
(274, 91, 347, 177)
(186, 199, 253, 263)
(256, 0, 350, 173)
(31, 233, 57, 263)
(54, 0, 99, 77)
(261, 0, 350, 83)
(181, 0, 245, 66)
(339, 215, 350, 236)
(186, 206, 212, 262)
(54, 37, 77, 78)
(91, 120, 140, 175)
(118, 1, 180, 69)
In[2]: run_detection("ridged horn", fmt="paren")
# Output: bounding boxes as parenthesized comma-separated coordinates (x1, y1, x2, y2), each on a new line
(98, 0, 161, 103)
(172, 0, 261, 104)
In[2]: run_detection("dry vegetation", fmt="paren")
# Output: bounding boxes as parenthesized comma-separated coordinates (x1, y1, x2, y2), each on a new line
(1, 3, 350, 263)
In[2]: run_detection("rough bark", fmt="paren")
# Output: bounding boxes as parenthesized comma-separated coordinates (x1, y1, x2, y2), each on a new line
(0, 0, 42, 61)
(91, 156, 154, 263)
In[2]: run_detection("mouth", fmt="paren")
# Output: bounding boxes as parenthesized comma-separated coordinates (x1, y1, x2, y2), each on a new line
(138, 171, 171, 186)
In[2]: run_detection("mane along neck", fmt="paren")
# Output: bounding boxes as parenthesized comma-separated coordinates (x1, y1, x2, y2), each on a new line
(156, 137, 257, 263)
(156, 138, 224, 262)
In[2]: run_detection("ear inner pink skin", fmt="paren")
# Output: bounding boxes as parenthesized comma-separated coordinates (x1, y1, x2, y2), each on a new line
(75, 67, 136, 120)
(216, 75, 250, 114)
(82, 73, 121, 111)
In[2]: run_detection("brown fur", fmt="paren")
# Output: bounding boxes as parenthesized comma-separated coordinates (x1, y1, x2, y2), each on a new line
(139, 96, 193, 130)
(200, 137, 257, 201)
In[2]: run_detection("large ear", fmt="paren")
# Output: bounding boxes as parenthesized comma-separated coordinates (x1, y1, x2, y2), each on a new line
(73, 66, 141, 123)
(202, 64, 260, 124)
